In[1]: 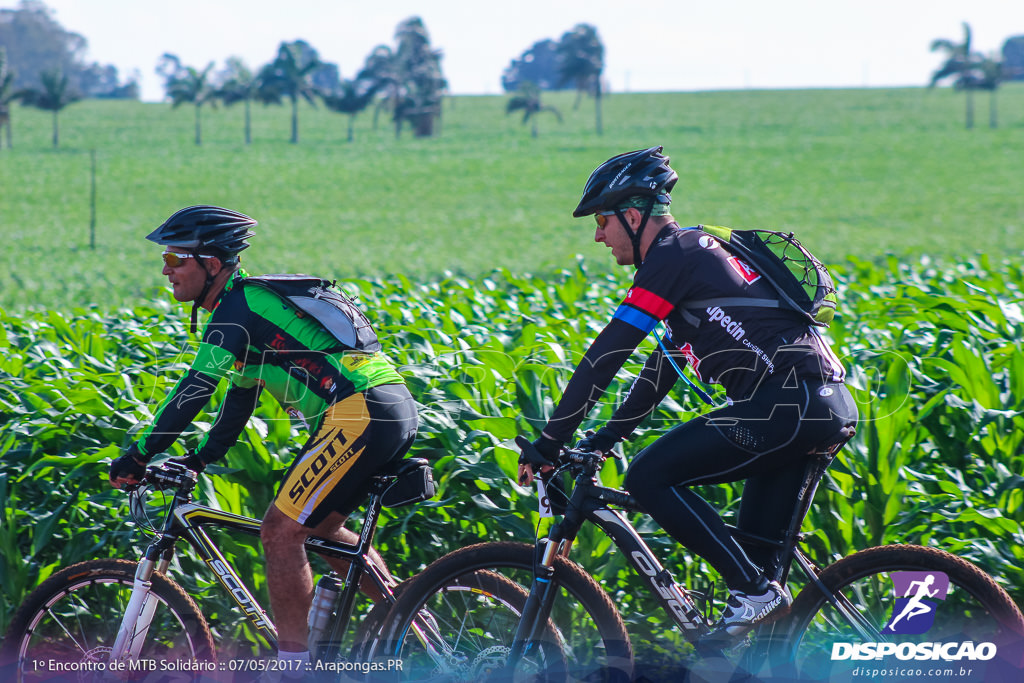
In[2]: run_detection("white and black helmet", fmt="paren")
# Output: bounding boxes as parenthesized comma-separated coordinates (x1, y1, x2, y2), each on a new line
(146, 205, 256, 264)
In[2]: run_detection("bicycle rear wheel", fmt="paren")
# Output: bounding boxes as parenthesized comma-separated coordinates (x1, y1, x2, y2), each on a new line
(374, 541, 632, 682)
(1, 559, 215, 682)
(784, 545, 1024, 682)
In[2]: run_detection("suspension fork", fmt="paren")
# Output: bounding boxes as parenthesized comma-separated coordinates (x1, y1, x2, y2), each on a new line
(506, 539, 559, 665)
(506, 513, 580, 666)
(109, 542, 175, 664)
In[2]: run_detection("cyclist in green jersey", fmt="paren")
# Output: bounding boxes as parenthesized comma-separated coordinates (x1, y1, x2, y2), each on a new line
(108, 206, 418, 674)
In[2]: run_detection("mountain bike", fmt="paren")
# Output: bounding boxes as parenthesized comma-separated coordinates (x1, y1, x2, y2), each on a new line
(0, 456, 461, 682)
(373, 430, 1024, 681)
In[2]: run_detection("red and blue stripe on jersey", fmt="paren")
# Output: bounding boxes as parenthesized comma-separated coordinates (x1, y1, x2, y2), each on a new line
(614, 286, 675, 333)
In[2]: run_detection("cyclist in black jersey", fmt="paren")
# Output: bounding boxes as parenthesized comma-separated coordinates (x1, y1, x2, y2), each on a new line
(518, 147, 858, 642)
(108, 206, 418, 672)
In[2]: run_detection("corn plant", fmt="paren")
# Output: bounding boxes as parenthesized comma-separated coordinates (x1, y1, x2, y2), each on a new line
(2, 256, 1022, 640)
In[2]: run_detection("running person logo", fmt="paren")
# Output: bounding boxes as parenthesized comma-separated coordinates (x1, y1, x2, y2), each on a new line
(883, 571, 950, 635)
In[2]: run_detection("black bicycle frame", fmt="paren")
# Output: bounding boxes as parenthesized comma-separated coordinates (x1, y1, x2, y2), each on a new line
(138, 476, 397, 653)
(509, 441, 847, 664)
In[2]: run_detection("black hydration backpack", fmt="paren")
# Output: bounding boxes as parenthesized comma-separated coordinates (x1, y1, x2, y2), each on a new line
(242, 275, 382, 351)
(685, 225, 838, 327)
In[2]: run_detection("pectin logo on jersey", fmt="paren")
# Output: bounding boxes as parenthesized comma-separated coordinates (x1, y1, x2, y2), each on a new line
(727, 256, 761, 284)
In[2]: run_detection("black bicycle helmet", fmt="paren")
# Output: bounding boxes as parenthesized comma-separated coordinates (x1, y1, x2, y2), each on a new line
(146, 205, 256, 264)
(148, 205, 256, 334)
(572, 146, 678, 218)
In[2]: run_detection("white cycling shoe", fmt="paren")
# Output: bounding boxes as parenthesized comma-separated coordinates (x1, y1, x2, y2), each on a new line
(710, 580, 791, 639)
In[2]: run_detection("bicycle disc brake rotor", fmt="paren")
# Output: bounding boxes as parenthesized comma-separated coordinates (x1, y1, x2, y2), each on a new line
(472, 645, 510, 678)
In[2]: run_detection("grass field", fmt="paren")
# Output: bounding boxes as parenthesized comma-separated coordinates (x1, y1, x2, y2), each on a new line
(1, 86, 1023, 310)
(3, 87, 1024, 651)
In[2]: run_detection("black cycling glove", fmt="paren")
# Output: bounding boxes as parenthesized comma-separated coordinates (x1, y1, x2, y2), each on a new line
(526, 435, 562, 465)
(109, 444, 148, 484)
(576, 426, 622, 454)
(169, 450, 207, 473)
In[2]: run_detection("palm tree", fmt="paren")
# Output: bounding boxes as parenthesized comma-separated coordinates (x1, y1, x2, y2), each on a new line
(930, 22, 980, 129)
(319, 79, 376, 142)
(358, 45, 399, 131)
(974, 54, 1004, 129)
(19, 68, 80, 148)
(0, 48, 17, 150)
(506, 81, 562, 138)
(216, 57, 274, 145)
(165, 62, 216, 145)
(259, 42, 320, 144)
(556, 24, 605, 135)
(391, 17, 447, 138)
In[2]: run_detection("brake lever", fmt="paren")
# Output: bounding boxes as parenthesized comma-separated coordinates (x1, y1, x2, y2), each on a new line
(575, 430, 622, 460)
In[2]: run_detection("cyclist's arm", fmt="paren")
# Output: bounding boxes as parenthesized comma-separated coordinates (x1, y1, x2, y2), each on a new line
(134, 313, 249, 460)
(602, 339, 681, 440)
(135, 367, 224, 459)
(192, 379, 264, 466)
(542, 317, 648, 444)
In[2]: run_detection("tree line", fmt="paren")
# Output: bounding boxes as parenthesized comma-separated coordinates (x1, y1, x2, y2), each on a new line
(3, 2, 1021, 150)
(0, 1, 137, 97)
(157, 16, 446, 146)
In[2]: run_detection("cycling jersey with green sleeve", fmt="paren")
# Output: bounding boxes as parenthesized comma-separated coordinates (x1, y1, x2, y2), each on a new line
(134, 273, 404, 462)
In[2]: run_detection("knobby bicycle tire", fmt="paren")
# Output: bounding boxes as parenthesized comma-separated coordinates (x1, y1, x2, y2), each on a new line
(1, 559, 215, 682)
(783, 544, 1024, 682)
(375, 541, 633, 682)
(347, 579, 410, 663)
(370, 568, 557, 681)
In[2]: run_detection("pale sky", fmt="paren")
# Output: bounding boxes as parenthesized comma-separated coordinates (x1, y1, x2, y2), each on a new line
(21, 0, 1024, 101)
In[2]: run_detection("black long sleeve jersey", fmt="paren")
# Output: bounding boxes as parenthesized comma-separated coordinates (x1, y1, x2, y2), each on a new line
(542, 224, 846, 444)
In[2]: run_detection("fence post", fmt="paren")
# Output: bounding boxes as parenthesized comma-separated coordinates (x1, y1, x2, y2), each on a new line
(89, 149, 97, 250)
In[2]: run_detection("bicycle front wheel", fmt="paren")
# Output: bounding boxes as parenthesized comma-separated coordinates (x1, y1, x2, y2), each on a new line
(784, 544, 1024, 682)
(374, 541, 632, 682)
(1, 559, 215, 682)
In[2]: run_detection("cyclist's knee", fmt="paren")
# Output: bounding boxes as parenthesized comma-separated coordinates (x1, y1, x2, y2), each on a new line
(623, 448, 670, 494)
(261, 505, 308, 548)
(622, 462, 645, 495)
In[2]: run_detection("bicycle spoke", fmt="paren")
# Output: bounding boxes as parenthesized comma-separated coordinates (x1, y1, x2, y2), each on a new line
(5, 560, 213, 682)
(42, 605, 90, 658)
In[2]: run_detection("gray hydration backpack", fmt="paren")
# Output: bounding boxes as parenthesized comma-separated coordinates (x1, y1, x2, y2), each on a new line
(242, 275, 381, 351)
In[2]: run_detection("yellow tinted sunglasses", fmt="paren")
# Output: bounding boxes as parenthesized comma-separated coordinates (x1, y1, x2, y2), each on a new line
(162, 251, 215, 267)
(594, 211, 617, 229)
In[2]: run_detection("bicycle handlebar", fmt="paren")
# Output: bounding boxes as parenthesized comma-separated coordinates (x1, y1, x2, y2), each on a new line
(127, 461, 198, 494)
(515, 435, 606, 476)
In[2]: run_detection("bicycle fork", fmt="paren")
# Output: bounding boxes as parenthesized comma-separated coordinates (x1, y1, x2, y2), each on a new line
(109, 553, 172, 665)
(506, 538, 563, 667)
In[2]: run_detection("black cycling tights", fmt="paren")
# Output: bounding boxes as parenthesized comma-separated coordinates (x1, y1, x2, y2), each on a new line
(623, 375, 858, 593)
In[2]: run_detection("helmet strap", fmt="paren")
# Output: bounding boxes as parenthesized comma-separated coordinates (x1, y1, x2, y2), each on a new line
(614, 201, 656, 268)
(189, 251, 216, 336)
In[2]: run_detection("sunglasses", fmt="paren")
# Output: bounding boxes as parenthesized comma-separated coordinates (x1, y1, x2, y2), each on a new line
(161, 251, 216, 267)
(594, 211, 617, 229)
